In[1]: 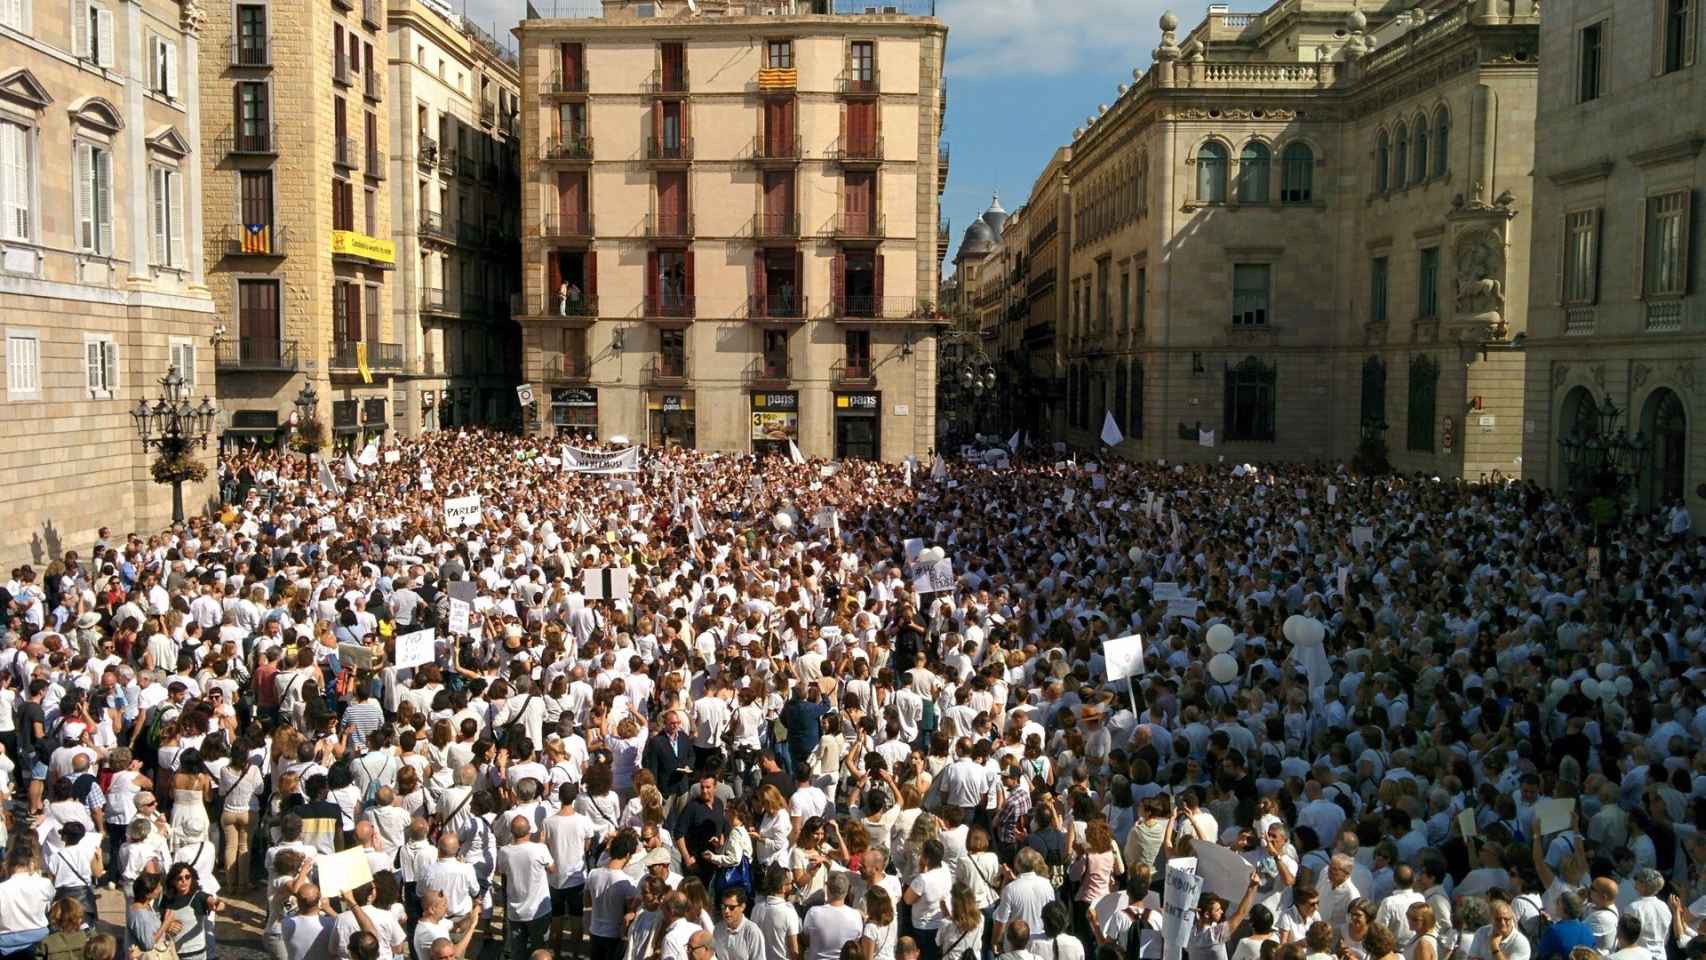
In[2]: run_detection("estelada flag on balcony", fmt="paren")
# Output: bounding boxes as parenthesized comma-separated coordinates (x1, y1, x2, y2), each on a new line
(757, 67, 797, 90)
(241, 223, 270, 254)
(356, 341, 373, 385)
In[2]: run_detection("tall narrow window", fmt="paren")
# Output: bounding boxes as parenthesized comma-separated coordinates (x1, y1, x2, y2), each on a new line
(850, 41, 875, 85)
(85, 336, 118, 397)
(1280, 143, 1313, 203)
(1238, 142, 1270, 203)
(1375, 131, 1390, 193)
(236, 4, 267, 65)
(1579, 21, 1605, 101)
(1231, 263, 1270, 326)
(1223, 356, 1276, 442)
(74, 141, 112, 254)
(1370, 256, 1389, 325)
(6, 332, 40, 399)
(1419, 246, 1441, 319)
(1135, 267, 1147, 329)
(0, 119, 32, 242)
(1360, 356, 1386, 428)
(1196, 142, 1228, 203)
(1662, 0, 1696, 74)
(1119, 269, 1130, 331)
(1407, 354, 1439, 452)
(73, 0, 115, 67)
(1433, 109, 1450, 177)
(1643, 190, 1691, 297)
(237, 82, 270, 150)
(766, 39, 793, 69)
(148, 35, 179, 99)
(1562, 209, 1600, 304)
(149, 166, 184, 267)
(1393, 126, 1409, 190)
(1412, 118, 1429, 183)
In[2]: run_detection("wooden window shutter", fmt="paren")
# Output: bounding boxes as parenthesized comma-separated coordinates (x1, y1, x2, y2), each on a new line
(795, 250, 804, 297)
(839, 105, 847, 150)
(548, 252, 561, 295)
(754, 249, 767, 305)
(647, 250, 659, 307)
(586, 249, 598, 296)
(684, 251, 695, 299)
(683, 102, 691, 142)
(651, 101, 662, 150)
(1681, 190, 1695, 293)
(1589, 207, 1602, 304)
(783, 97, 796, 145)
(832, 252, 845, 305)
(874, 254, 884, 309)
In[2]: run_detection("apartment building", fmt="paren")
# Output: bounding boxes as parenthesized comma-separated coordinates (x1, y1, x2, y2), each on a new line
(516, 0, 947, 461)
(201, 0, 397, 448)
(995, 0, 1538, 479)
(1521, 0, 1705, 520)
(0, 0, 217, 561)
(390, 0, 523, 435)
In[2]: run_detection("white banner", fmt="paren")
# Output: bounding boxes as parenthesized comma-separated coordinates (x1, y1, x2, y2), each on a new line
(444, 494, 482, 529)
(394, 628, 436, 670)
(913, 558, 955, 594)
(583, 567, 632, 601)
(447, 598, 471, 636)
(562, 443, 640, 474)
(1162, 863, 1203, 960)
(1104, 633, 1144, 682)
(1191, 842, 1255, 904)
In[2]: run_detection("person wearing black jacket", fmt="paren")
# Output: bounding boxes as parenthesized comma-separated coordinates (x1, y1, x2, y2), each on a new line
(674, 769, 730, 888)
(642, 709, 695, 807)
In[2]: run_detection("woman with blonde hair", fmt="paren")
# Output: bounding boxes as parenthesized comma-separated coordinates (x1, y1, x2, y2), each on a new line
(859, 887, 899, 960)
(609, 715, 647, 801)
(896, 808, 941, 886)
(935, 882, 984, 960)
(1070, 819, 1122, 942)
(755, 786, 792, 867)
(1403, 903, 1438, 960)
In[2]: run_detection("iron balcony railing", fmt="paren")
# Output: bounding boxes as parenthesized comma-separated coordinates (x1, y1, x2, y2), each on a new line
(417, 136, 438, 168)
(645, 292, 695, 320)
(555, 354, 591, 381)
(438, 147, 458, 177)
(648, 354, 691, 383)
(329, 340, 404, 370)
(232, 38, 269, 67)
(366, 148, 385, 178)
(835, 295, 919, 320)
(831, 358, 875, 386)
(645, 137, 693, 162)
(215, 338, 298, 371)
(648, 67, 690, 94)
(361, 0, 381, 27)
(480, 100, 496, 126)
(753, 135, 802, 163)
(839, 70, 880, 96)
(537, 292, 599, 318)
(420, 288, 452, 313)
(832, 214, 885, 239)
(223, 223, 289, 256)
(539, 212, 594, 238)
(754, 213, 800, 239)
(831, 137, 883, 163)
(333, 49, 352, 86)
(419, 211, 452, 241)
(546, 69, 589, 95)
(225, 123, 277, 156)
(646, 213, 693, 239)
(334, 136, 357, 169)
(543, 136, 593, 161)
(364, 69, 382, 100)
(750, 293, 807, 321)
(744, 356, 791, 384)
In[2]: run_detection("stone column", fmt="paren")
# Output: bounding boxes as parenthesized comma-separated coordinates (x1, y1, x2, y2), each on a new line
(181, 0, 207, 291)
(125, 0, 151, 286)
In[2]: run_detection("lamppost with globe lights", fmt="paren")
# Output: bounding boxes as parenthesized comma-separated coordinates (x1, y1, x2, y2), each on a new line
(130, 365, 217, 525)
(288, 381, 321, 484)
(1559, 393, 1649, 561)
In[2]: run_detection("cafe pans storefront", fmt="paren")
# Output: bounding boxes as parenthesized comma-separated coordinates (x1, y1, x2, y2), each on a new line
(751, 391, 799, 457)
(834, 391, 880, 460)
(647, 391, 696, 449)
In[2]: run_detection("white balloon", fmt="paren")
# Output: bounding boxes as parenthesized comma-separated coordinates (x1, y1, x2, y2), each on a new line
(923, 546, 945, 565)
(1128, 546, 1143, 563)
(1599, 681, 1620, 701)
(1595, 663, 1616, 681)
(1616, 676, 1634, 696)
(1300, 618, 1326, 647)
(1206, 623, 1236, 653)
(1283, 615, 1304, 644)
(773, 512, 793, 532)
(1579, 678, 1600, 699)
(1208, 653, 1240, 684)
(1550, 678, 1569, 696)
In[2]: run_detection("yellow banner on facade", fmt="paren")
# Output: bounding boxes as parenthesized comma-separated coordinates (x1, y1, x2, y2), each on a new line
(356, 341, 373, 384)
(331, 230, 396, 264)
(757, 68, 797, 90)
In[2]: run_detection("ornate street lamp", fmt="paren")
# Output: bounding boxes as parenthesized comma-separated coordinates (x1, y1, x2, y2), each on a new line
(291, 381, 320, 483)
(1559, 393, 1650, 524)
(131, 365, 216, 525)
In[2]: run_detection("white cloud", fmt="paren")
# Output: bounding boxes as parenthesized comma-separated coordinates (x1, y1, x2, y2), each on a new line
(938, 0, 1169, 78)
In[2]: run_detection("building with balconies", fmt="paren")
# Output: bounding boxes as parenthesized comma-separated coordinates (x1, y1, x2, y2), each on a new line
(0, 0, 218, 562)
(388, 0, 523, 434)
(1038, 0, 1538, 481)
(200, 0, 397, 448)
(516, 0, 946, 460)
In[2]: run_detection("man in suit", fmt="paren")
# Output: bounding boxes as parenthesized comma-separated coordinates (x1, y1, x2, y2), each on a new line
(642, 708, 695, 813)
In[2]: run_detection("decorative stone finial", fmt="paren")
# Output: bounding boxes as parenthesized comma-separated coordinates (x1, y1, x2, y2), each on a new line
(1118, 83, 1128, 94)
(179, 0, 205, 35)
(1074, 127, 1084, 139)
(1098, 104, 1108, 115)
(1160, 10, 1179, 31)
(1346, 8, 1367, 31)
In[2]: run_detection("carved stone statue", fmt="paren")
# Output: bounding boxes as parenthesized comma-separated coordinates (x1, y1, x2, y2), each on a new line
(180, 0, 205, 35)
(1454, 229, 1506, 323)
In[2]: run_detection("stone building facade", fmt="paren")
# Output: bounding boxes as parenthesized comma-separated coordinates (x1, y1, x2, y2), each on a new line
(389, 0, 523, 436)
(200, 0, 397, 450)
(1, 0, 217, 562)
(1012, 0, 1540, 477)
(1522, 0, 1706, 520)
(515, 0, 947, 461)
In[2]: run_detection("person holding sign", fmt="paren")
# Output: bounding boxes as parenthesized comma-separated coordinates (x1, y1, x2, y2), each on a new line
(1187, 872, 1262, 960)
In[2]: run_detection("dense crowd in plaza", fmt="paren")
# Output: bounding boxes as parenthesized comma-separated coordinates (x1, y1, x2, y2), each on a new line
(1, 427, 1701, 960)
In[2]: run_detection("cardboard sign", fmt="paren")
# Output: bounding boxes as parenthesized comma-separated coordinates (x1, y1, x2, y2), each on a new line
(1326, 483, 1338, 506)
(337, 642, 378, 670)
(1535, 797, 1575, 836)
(913, 558, 955, 594)
(446, 580, 478, 603)
(1351, 525, 1374, 550)
(1103, 634, 1145, 682)
(1166, 598, 1200, 620)
(444, 494, 482, 529)
(1162, 864, 1203, 960)
(582, 567, 632, 601)
(1151, 582, 1182, 601)
(316, 847, 374, 898)
(1457, 808, 1477, 838)
(394, 628, 436, 670)
(447, 599, 471, 636)
(903, 538, 924, 562)
(1192, 842, 1255, 904)
(1337, 565, 1349, 599)
(318, 516, 337, 533)
(384, 450, 401, 464)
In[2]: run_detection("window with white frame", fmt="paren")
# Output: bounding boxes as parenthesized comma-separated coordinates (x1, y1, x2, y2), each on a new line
(1563, 208, 1601, 304)
(149, 165, 185, 267)
(75, 141, 112, 254)
(6, 330, 39, 399)
(0, 0, 25, 32)
(0, 119, 31, 242)
(84, 335, 117, 397)
(73, 0, 115, 68)
(1643, 190, 1692, 297)
(169, 338, 195, 388)
(1232, 263, 1271, 326)
(148, 33, 179, 99)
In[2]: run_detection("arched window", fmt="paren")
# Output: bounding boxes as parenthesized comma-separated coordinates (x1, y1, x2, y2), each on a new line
(1197, 141, 1228, 203)
(1412, 116, 1429, 183)
(1434, 108, 1450, 177)
(1641, 388, 1687, 508)
(1374, 130, 1390, 193)
(1393, 123, 1409, 190)
(1280, 142, 1314, 203)
(1238, 142, 1271, 203)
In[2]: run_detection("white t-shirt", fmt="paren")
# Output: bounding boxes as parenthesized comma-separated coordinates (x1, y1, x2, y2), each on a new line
(908, 866, 954, 930)
(994, 873, 1056, 939)
(802, 903, 864, 960)
(543, 811, 596, 888)
(412, 918, 452, 960)
(282, 915, 336, 960)
(0, 873, 54, 930)
(753, 896, 802, 960)
(497, 840, 555, 921)
(335, 904, 408, 960)
(585, 866, 639, 938)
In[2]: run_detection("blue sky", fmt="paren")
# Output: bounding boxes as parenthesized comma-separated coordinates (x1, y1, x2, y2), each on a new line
(461, 0, 1176, 278)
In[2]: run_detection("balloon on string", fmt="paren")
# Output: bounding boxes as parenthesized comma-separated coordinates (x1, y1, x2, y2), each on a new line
(1615, 676, 1634, 696)
(1579, 678, 1600, 700)
(1599, 680, 1620, 701)
(1205, 623, 1236, 653)
(1595, 663, 1616, 681)
(1208, 653, 1239, 684)
(1298, 618, 1326, 647)
(773, 512, 793, 532)
(1282, 615, 1304, 644)
(1549, 678, 1569, 697)
(1128, 546, 1142, 563)
(921, 546, 945, 565)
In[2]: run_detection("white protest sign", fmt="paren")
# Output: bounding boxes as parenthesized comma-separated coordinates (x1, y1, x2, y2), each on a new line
(1351, 525, 1374, 550)
(583, 567, 632, 601)
(1191, 841, 1255, 904)
(1092, 475, 1106, 491)
(444, 494, 482, 529)
(447, 599, 471, 636)
(903, 538, 925, 563)
(1337, 565, 1349, 599)
(1151, 582, 1182, 601)
(316, 847, 374, 898)
(913, 558, 955, 594)
(394, 628, 436, 670)
(1103, 634, 1145, 682)
(1535, 797, 1575, 835)
(1166, 598, 1200, 620)
(318, 516, 337, 533)
(384, 450, 401, 464)
(1162, 864, 1203, 960)
(1457, 808, 1478, 838)
(337, 642, 378, 670)
(239, 519, 260, 538)
(1326, 483, 1337, 506)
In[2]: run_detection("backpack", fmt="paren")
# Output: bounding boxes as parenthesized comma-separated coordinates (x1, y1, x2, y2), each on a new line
(141, 705, 171, 748)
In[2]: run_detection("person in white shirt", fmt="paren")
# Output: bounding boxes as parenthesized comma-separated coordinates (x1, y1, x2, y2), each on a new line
(715, 888, 769, 960)
(994, 849, 1056, 946)
(585, 832, 641, 960)
(411, 890, 477, 960)
(802, 873, 864, 960)
(543, 783, 597, 957)
(752, 863, 802, 960)
(1624, 870, 1670, 960)
(497, 817, 557, 960)
(1465, 901, 1531, 960)
(419, 834, 481, 923)
(333, 879, 409, 960)
(903, 839, 954, 949)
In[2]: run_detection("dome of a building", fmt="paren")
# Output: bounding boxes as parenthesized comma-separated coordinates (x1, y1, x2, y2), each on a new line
(955, 218, 995, 262)
(980, 193, 1008, 236)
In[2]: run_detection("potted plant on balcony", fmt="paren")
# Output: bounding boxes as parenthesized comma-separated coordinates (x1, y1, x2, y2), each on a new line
(150, 451, 208, 485)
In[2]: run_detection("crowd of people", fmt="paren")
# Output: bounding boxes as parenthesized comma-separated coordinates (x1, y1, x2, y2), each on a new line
(0, 426, 1700, 960)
